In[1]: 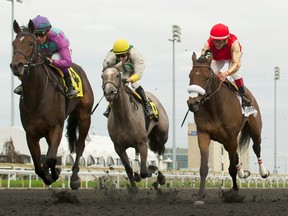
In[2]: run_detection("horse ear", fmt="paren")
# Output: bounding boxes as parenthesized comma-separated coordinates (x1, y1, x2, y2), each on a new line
(192, 52, 197, 64)
(28, 19, 35, 33)
(114, 61, 123, 70)
(13, 20, 21, 34)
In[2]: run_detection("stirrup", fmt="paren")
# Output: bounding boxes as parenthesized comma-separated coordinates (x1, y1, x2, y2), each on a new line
(14, 85, 22, 95)
(103, 108, 110, 118)
(145, 107, 154, 119)
(66, 88, 78, 99)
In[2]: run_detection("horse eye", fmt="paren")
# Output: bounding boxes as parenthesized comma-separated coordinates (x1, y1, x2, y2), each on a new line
(29, 42, 34, 46)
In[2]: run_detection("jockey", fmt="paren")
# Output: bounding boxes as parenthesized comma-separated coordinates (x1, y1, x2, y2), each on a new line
(14, 15, 77, 99)
(201, 23, 253, 108)
(102, 38, 154, 119)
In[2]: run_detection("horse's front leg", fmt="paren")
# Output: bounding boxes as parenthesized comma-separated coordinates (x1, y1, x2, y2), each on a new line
(195, 133, 210, 205)
(26, 135, 54, 185)
(138, 142, 149, 179)
(228, 147, 240, 191)
(46, 127, 63, 182)
(116, 147, 138, 193)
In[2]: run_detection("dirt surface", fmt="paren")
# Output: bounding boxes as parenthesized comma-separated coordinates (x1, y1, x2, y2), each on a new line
(0, 188, 288, 216)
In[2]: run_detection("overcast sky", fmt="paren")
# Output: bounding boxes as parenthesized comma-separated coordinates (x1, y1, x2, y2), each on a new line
(1, 0, 288, 173)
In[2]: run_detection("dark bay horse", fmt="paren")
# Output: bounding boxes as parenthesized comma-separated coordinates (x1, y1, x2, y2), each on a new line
(10, 20, 94, 190)
(187, 52, 270, 205)
(101, 63, 169, 192)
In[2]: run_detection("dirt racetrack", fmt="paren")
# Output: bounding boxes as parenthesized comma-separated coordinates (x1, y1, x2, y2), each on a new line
(0, 188, 288, 216)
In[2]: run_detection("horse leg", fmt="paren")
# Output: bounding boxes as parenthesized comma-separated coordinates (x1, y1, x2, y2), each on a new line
(115, 147, 138, 193)
(252, 138, 270, 178)
(138, 142, 149, 179)
(70, 134, 87, 190)
(227, 149, 239, 191)
(46, 127, 63, 182)
(26, 135, 54, 185)
(133, 152, 142, 182)
(195, 133, 210, 205)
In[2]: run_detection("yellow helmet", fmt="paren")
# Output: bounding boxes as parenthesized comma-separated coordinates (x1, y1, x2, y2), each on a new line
(113, 39, 130, 54)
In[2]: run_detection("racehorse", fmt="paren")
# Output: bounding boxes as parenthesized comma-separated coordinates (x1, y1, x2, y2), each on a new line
(10, 20, 94, 190)
(101, 63, 169, 193)
(187, 52, 270, 205)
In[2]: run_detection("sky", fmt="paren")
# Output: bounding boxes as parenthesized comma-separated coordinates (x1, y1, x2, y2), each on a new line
(1, 0, 288, 173)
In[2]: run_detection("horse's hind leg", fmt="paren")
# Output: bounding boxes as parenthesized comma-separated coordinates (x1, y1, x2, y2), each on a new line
(251, 132, 270, 178)
(248, 120, 270, 178)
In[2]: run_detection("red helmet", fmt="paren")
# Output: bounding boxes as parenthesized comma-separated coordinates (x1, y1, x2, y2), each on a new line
(210, 23, 230, 40)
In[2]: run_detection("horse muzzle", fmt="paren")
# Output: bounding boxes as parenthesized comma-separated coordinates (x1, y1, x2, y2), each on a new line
(187, 98, 200, 113)
(103, 89, 117, 102)
(10, 62, 26, 77)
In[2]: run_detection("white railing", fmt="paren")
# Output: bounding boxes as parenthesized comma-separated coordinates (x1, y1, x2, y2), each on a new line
(1, 169, 288, 189)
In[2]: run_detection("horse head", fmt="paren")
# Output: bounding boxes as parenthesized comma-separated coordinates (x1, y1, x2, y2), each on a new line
(101, 61, 125, 102)
(187, 52, 215, 113)
(10, 19, 40, 77)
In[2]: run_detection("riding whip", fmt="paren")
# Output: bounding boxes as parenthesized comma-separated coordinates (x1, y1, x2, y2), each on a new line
(91, 95, 104, 114)
(181, 109, 190, 127)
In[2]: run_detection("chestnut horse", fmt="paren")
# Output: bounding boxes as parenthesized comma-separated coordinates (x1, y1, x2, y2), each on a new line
(187, 52, 270, 205)
(10, 20, 94, 190)
(101, 63, 169, 193)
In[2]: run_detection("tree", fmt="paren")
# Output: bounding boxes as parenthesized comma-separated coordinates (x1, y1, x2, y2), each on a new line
(1, 138, 23, 163)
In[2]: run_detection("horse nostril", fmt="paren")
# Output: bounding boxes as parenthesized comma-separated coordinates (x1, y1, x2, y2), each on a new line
(17, 62, 24, 70)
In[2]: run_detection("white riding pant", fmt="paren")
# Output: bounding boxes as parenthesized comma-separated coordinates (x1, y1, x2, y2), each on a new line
(211, 60, 242, 80)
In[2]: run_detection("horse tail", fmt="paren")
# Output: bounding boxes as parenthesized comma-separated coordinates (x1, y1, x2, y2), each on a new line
(66, 114, 78, 153)
(239, 123, 250, 151)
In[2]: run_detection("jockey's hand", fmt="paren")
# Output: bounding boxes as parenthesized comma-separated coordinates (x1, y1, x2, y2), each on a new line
(217, 71, 229, 81)
(43, 57, 52, 65)
(126, 77, 132, 83)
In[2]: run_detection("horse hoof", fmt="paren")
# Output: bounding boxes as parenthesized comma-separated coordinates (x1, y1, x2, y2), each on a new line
(244, 170, 251, 178)
(262, 170, 270, 178)
(157, 173, 166, 185)
(70, 179, 81, 190)
(153, 181, 159, 190)
(133, 173, 142, 182)
(148, 165, 158, 173)
(194, 200, 204, 206)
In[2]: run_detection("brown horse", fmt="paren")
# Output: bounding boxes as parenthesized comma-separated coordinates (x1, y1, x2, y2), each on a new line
(10, 20, 94, 190)
(101, 63, 169, 193)
(187, 52, 270, 205)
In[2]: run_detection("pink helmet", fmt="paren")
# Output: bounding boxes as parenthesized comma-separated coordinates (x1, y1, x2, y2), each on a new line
(32, 15, 52, 34)
(210, 23, 230, 40)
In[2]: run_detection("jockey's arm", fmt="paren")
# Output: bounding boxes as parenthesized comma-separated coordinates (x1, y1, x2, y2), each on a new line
(128, 47, 145, 83)
(201, 41, 210, 56)
(226, 41, 241, 76)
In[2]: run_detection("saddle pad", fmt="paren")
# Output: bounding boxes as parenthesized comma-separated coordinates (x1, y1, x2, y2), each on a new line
(49, 64, 83, 97)
(130, 90, 159, 120)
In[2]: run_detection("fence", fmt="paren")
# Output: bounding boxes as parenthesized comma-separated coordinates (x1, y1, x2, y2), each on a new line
(1, 169, 288, 189)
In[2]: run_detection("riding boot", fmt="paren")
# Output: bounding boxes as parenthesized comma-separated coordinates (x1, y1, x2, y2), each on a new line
(14, 85, 22, 95)
(136, 86, 154, 118)
(238, 86, 252, 107)
(63, 73, 78, 99)
(103, 105, 111, 118)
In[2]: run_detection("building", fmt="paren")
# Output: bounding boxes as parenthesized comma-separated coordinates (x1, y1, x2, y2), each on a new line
(0, 127, 169, 170)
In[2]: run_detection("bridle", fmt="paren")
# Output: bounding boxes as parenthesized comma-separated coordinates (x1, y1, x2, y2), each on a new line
(102, 68, 123, 99)
(13, 31, 44, 72)
(191, 64, 223, 106)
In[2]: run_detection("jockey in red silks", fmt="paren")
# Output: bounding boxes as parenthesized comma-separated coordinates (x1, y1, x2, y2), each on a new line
(201, 23, 255, 113)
